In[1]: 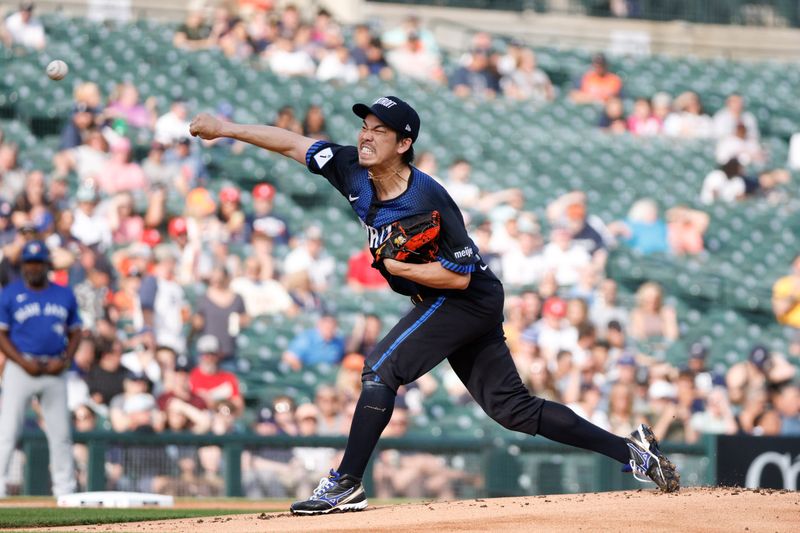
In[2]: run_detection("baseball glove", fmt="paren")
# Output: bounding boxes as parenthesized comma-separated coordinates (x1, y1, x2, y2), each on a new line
(374, 211, 441, 264)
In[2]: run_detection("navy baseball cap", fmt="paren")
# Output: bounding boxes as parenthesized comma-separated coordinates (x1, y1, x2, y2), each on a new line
(21, 240, 50, 263)
(352, 96, 420, 142)
(749, 345, 770, 369)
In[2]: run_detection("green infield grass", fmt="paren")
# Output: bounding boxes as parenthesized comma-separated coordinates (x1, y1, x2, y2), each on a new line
(0, 507, 270, 528)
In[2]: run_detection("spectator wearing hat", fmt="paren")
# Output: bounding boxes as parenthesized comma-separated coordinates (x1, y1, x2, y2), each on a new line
(282, 314, 345, 371)
(570, 53, 623, 104)
(71, 186, 111, 250)
(524, 297, 578, 363)
(230, 256, 295, 317)
(189, 334, 244, 414)
(109, 370, 159, 432)
(247, 182, 290, 245)
(164, 216, 199, 286)
(216, 186, 247, 243)
(191, 265, 249, 366)
(283, 225, 335, 293)
(772, 254, 800, 356)
(3, 2, 46, 50)
(138, 244, 188, 355)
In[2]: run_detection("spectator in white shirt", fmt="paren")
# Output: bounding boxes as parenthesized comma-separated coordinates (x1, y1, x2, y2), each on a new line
(231, 256, 296, 317)
(501, 228, 547, 288)
(544, 226, 591, 287)
(700, 158, 747, 205)
(316, 46, 359, 84)
(265, 37, 316, 77)
(154, 100, 191, 146)
(715, 123, 765, 166)
(713, 94, 759, 141)
(4, 2, 45, 50)
(283, 226, 335, 293)
(71, 186, 112, 250)
(663, 91, 714, 139)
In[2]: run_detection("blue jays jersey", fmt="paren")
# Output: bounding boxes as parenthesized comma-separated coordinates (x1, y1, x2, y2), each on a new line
(0, 280, 82, 356)
(306, 140, 499, 298)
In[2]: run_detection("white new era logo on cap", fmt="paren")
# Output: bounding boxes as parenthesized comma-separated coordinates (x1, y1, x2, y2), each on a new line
(405, 124, 411, 132)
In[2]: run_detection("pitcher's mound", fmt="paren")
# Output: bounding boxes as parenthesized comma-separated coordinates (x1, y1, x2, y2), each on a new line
(34, 487, 799, 533)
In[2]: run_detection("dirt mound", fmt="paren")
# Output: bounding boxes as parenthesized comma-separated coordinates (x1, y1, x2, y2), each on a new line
(24, 487, 800, 533)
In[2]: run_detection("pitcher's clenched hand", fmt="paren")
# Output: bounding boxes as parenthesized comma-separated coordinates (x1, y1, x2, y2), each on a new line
(189, 113, 224, 140)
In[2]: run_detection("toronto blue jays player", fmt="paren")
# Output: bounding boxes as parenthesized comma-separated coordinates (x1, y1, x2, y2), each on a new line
(0, 240, 82, 497)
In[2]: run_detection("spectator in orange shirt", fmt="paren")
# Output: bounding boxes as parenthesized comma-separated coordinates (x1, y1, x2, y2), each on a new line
(570, 53, 623, 104)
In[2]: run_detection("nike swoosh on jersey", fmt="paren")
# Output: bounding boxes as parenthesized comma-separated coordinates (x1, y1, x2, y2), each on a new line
(480, 264, 489, 271)
(349, 194, 360, 202)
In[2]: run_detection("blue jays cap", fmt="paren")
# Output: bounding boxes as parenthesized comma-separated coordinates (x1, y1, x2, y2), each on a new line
(21, 240, 50, 263)
(352, 96, 420, 142)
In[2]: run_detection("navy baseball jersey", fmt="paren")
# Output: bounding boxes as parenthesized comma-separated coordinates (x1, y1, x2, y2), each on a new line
(306, 140, 499, 299)
(0, 280, 82, 356)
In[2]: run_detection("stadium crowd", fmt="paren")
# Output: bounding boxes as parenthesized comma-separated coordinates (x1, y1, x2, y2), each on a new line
(0, 1, 798, 500)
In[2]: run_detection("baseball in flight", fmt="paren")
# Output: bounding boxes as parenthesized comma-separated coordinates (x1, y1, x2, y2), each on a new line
(46, 59, 69, 80)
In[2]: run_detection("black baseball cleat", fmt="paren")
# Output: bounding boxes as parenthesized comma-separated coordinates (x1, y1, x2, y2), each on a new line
(625, 424, 681, 493)
(290, 470, 368, 515)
